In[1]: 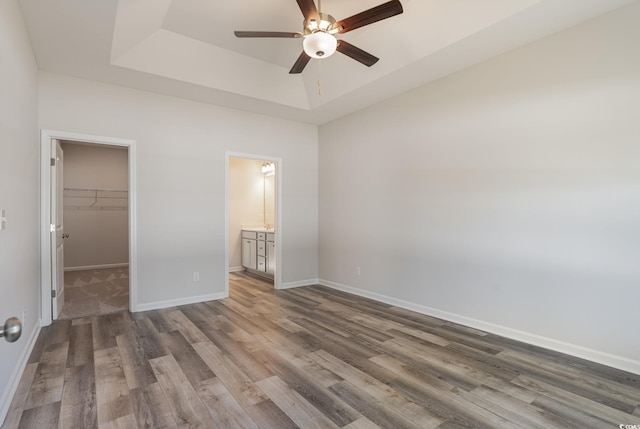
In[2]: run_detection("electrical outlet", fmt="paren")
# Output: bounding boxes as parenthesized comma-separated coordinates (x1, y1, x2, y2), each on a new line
(193, 272, 200, 282)
(0, 208, 6, 231)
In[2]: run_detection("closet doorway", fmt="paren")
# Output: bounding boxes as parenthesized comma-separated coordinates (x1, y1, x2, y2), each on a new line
(40, 130, 137, 325)
(58, 142, 129, 319)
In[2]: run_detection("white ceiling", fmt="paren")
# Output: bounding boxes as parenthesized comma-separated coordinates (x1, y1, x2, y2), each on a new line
(18, 0, 636, 124)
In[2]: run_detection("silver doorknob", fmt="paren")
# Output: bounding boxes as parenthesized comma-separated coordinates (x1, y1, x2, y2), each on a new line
(1, 317, 22, 342)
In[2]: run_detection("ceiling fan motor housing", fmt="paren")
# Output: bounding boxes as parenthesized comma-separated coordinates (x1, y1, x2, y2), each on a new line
(303, 13, 337, 35)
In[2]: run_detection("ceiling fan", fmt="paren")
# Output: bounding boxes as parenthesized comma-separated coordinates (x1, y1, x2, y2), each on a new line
(234, 0, 403, 74)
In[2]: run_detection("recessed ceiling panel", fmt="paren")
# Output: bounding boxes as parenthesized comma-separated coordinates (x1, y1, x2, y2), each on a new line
(162, 0, 303, 68)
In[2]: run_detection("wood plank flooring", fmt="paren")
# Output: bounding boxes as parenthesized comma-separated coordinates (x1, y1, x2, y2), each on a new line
(3, 272, 640, 428)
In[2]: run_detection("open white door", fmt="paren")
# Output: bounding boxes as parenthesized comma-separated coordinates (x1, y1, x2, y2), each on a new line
(51, 139, 65, 318)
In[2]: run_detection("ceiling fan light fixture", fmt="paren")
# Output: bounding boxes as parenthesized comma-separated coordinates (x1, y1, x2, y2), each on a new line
(319, 19, 331, 31)
(303, 31, 337, 58)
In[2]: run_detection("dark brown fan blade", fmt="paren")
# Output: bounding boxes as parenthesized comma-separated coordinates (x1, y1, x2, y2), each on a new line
(234, 31, 302, 38)
(334, 0, 403, 34)
(336, 40, 379, 67)
(296, 0, 319, 21)
(289, 51, 311, 74)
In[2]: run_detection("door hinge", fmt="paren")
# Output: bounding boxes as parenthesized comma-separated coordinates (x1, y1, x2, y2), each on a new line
(50, 157, 56, 166)
(51, 290, 56, 298)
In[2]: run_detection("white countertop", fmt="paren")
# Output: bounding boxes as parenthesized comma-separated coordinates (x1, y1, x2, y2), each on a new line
(242, 227, 275, 233)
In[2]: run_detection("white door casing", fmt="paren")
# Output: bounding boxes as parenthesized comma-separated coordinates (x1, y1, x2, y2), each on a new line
(40, 130, 137, 326)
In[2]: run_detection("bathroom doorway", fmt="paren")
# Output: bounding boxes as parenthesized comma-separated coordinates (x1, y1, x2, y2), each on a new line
(226, 153, 282, 294)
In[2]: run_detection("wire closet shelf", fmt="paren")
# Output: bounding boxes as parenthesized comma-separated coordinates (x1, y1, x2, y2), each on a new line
(63, 187, 128, 211)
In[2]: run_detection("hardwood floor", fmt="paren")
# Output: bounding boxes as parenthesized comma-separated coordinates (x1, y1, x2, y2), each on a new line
(3, 272, 640, 428)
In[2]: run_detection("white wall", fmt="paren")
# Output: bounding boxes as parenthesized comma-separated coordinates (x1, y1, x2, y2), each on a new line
(319, 2, 640, 373)
(228, 157, 268, 270)
(0, 0, 41, 423)
(62, 143, 129, 269)
(39, 72, 318, 307)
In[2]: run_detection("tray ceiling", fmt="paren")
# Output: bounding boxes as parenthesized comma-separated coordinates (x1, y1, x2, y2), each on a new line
(18, 0, 636, 123)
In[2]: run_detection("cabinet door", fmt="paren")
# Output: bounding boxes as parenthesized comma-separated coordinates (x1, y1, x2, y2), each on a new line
(242, 239, 257, 269)
(267, 242, 276, 275)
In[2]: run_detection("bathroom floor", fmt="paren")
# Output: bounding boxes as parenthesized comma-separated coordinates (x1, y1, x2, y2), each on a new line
(58, 267, 129, 319)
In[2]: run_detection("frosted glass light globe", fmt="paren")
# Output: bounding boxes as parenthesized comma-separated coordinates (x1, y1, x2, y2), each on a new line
(303, 32, 337, 58)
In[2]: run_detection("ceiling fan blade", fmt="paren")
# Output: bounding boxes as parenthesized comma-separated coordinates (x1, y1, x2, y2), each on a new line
(234, 31, 302, 38)
(336, 40, 379, 67)
(296, 0, 319, 21)
(289, 51, 311, 74)
(334, 0, 403, 34)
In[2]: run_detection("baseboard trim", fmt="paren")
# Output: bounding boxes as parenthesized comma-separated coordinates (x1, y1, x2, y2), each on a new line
(0, 321, 41, 426)
(279, 278, 319, 290)
(65, 263, 129, 272)
(228, 266, 244, 273)
(134, 292, 227, 312)
(319, 279, 640, 375)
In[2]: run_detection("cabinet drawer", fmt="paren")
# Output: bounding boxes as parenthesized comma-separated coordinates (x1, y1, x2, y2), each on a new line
(257, 256, 266, 272)
(242, 231, 257, 239)
(257, 232, 267, 241)
(267, 233, 275, 242)
(257, 241, 266, 256)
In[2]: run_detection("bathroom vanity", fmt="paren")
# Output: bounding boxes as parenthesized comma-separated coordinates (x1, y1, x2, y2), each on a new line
(241, 228, 275, 279)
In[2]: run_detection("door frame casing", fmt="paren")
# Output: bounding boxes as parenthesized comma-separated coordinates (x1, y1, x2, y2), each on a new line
(40, 129, 138, 326)
(225, 152, 283, 296)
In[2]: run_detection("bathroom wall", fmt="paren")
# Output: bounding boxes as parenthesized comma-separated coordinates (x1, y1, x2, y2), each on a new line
(62, 142, 129, 269)
(264, 172, 275, 228)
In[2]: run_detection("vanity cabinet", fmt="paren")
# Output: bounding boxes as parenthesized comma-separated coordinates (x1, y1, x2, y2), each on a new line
(241, 229, 275, 278)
